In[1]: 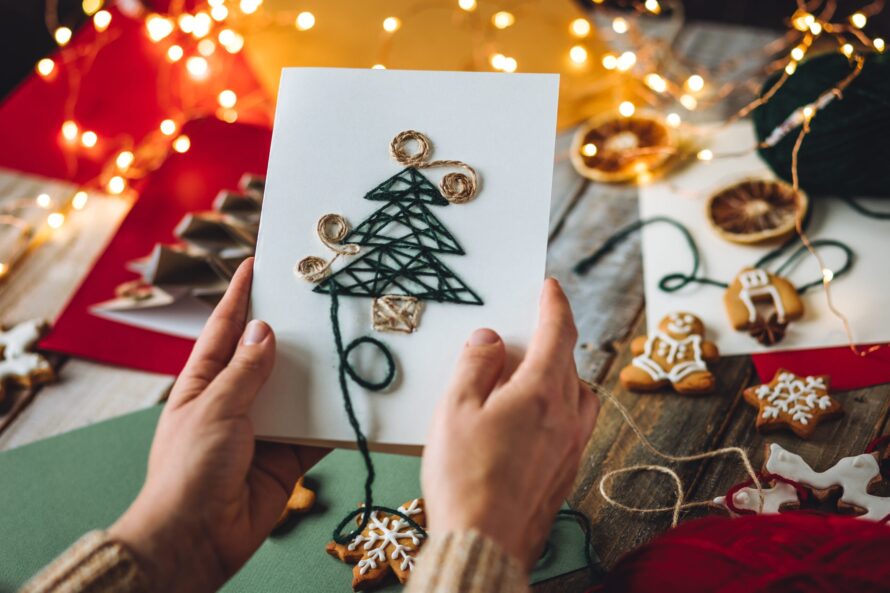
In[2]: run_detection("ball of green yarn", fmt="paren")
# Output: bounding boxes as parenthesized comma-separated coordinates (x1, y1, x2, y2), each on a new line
(754, 51, 890, 198)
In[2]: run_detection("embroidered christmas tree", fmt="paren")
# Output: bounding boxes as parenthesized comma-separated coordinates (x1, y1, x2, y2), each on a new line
(314, 167, 482, 332)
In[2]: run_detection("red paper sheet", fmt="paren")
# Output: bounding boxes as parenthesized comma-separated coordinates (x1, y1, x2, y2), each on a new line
(0, 8, 272, 375)
(751, 346, 890, 391)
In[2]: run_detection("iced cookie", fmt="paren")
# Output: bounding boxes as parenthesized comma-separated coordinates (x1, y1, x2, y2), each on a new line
(274, 477, 316, 528)
(743, 369, 842, 439)
(0, 319, 55, 406)
(724, 268, 803, 341)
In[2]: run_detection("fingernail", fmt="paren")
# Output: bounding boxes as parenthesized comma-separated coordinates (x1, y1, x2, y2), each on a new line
(468, 328, 500, 346)
(243, 320, 270, 345)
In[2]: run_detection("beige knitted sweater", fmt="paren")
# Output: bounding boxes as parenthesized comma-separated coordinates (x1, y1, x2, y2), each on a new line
(20, 529, 529, 593)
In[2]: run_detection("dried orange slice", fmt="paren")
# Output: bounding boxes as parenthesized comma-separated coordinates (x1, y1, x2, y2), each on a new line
(706, 179, 808, 244)
(571, 113, 676, 183)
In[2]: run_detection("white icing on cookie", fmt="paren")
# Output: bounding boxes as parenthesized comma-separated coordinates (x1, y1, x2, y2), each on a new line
(632, 332, 706, 383)
(349, 499, 424, 575)
(738, 269, 786, 323)
(766, 443, 890, 521)
(0, 319, 44, 358)
(0, 353, 52, 384)
(713, 481, 799, 516)
(666, 312, 695, 335)
(756, 372, 833, 425)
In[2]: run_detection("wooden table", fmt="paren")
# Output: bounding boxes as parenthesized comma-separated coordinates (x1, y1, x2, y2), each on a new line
(1, 23, 888, 593)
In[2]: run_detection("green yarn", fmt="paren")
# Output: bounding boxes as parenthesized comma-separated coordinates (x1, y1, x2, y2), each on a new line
(754, 52, 890, 198)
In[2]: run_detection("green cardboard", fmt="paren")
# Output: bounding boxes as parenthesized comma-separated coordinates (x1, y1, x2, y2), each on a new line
(0, 407, 596, 592)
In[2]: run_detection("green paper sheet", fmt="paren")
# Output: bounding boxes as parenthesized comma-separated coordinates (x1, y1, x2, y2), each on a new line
(0, 407, 597, 592)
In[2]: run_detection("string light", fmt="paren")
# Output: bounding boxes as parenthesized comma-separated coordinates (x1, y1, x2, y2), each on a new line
(186, 56, 209, 79)
(666, 112, 682, 128)
(115, 150, 134, 170)
(107, 176, 126, 195)
(372, 64, 386, 70)
(612, 17, 629, 34)
(93, 10, 111, 31)
(876, 38, 886, 52)
(618, 101, 635, 117)
(218, 108, 238, 123)
(571, 18, 591, 38)
(793, 12, 815, 31)
(192, 12, 213, 38)
(36, 59, 55, 78)
(809, 21, 823, 35)
(54, 27, 73, 46)
(239, 0, 262, 15)
(72, 191, 89, 210)
(218, 89, 237, 109)
(502, 57, 518, 73)
(178, 14, 195, 33)
(492, 11, 515, 29)
(822, 268, 834, 282)
(167, 45, 184, 62)
(172, 135, 191, 153)
(80, 130, 98, 148)
(146, 15, 174, 42)
(581, 143, 597, 157)
(616, 51, 637, 71)
(198, 39, 216, 56)
(61, 120, 79, 142)
(841, 43, 854, 58)
(218, 29, 244, 53)
(458, 0, 477, 11)
(685, 74, 705, 92)
(295, 11, 315, 31)
(211, 5, 229, 22)
(81, 0, 102, 16)
(47, 212, 65, 229)
(785, 61, 798, 75)
(850, 12, 867, 29)
(383, 17, 401, 32)
(570, 45, 588, 64)
(36, 194, 52, 208)
(645, 73, 667, 93)
(790, 45, 806, 61)
(490, 53, 506, 70)
(680, 94, 698, 110)
(697, 149, 714, 161)
(160, 119, 177, 136)
(644, 0, 662, 14)
(601, 53, 618, 70)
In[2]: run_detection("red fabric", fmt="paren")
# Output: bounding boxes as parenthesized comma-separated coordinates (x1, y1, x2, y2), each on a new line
(0, 7, 272, 375)
(752, 346, 890, 391)
(603, 513, 890, 593)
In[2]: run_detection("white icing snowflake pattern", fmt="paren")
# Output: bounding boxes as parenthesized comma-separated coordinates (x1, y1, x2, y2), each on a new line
(348, 499, 424, 575)
(713, 481, 800, 516)
(756, 372, 832, 426)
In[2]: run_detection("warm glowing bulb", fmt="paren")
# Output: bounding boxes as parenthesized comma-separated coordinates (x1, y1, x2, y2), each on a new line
(36, 193, 52, 208)
(116, 150, 135, 169)
(160, 119, 177, 135)
(209, 0, 224, 6)
(685, 74, 704, 92)
(146, 15, 174, 41)
(192, 12, 212, 37)
(61, 120, 79, 142)
(173, 135, 191, 153)
(492, 11, 515, 29)
(644, 73, 667, 93)
(54, 27, 73, 46)
(680, 94, 698, 110)
(107, 176, 126, 195)
(211, 5, 228, 21)
(570, 18, 591, 38)
(612, 17, 628, 34)
(809, 21, 822, 35)
(167, 44, 184, 62)
(666, 112, 681, 128)
(37, 58, 55, 78)
(198, 39, 216, 56)
(186, 56, 209, 79)
(502, 57, 517, 73)
(850, 12, 867, 29)
(295, 11, 315, 30)
(601, 53, 618, 70)
(218, 29, 244, 53)
(218, 89, 237, 108)
(875, 38, 886, 52)
(841, 43, 854, 58)
(581, 143, 597, 157)
(785, 61, 797, 75)
(618, 101, 635, 117)
(93, 9, 111, 31)
(790, 45, 805, 61)
(371, 64, 386, 70)
(178, 13, 195, 33)
(218, 108, 238, 123)
(616, 51, 636, 71)
(644, 0, 661, 14)
(81, 130, 98, 148)
(82, 0, 102, 15)
(793, 12, 814, 31)
(822, 268, 834, 282)
(72, 191, 89, 210)
(239, 0, 261, 15)
(383, 16, 401, 32)
(47, 212, 65, 229)
(458, 0, 477, 10)
(570, 45, 588, 64)
(697, 149, 713, 161)
(802, 105, 815, 119)
(490, 53, 506, 70)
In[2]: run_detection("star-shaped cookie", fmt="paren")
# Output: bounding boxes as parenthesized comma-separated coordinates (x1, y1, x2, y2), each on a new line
(274, 477, 316, 528)
(743, 369, 842, 439)
(0, 319, 55, 406)
(326, 498, 426, 591)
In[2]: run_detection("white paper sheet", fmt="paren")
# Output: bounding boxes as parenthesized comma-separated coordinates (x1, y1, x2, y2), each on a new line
(90, 288, 210, 340)
(250, 68, 559, 448)
(639, 122, 890, 356)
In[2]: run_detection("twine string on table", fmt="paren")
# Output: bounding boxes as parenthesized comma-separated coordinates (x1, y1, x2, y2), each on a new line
(390, 130, 479, 204)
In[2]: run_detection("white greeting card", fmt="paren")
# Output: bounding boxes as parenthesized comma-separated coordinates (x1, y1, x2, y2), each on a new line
(250, 68, 559, 451)
(639, 122, 890, 356)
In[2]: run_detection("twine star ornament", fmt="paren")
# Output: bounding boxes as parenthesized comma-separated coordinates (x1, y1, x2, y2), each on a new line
(743, 369, 842, 439)
(326, 498, 426, 591)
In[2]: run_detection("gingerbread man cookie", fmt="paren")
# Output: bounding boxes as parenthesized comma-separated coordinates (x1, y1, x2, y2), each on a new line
(620, 312, 719, 395)
(743, 369, 842, 439)
(327, 498, 426, 591)
(724, 268, 803, 343)
(274, 477, 316, 528)
(764, 443, 890, 521)
(0, 319, 54, 406)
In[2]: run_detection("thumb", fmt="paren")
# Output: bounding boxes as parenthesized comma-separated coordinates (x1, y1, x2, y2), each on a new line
(445, 328, 505, 407)
(207, 319, 276, 415)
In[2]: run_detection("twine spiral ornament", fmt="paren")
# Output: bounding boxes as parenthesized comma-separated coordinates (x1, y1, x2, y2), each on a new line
(295, 213, 360, 283)
(389, 130, 479, 204)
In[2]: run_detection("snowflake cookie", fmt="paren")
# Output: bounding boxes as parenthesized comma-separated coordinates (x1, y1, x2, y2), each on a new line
(743, 369, 842, 439)
(274, 477, 316, 528)
(620, 312, 719, 395)
(0, 319, 54, 406)
(713, 480, 800, 516)
(326, 498, 426, 591)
